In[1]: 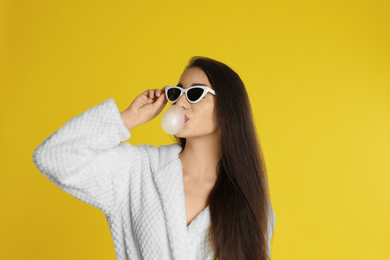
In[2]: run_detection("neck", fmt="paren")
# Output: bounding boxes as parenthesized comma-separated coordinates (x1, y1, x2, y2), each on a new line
(178, 134, 221, 183)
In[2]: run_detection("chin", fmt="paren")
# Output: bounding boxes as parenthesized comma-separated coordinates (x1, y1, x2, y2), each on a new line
(175, 130, 190, 138)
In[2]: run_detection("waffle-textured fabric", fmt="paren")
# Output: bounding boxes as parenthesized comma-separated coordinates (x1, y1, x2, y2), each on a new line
(32, 98, 276, 260)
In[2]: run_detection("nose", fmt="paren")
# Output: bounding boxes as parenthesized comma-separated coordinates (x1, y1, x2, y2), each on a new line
(174, 92, 190, 109)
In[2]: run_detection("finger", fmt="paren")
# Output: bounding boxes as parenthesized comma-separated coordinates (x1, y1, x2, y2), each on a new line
(161, 86, 168, 96)
(153, 91, 167, 110)
(159, 86, 166, 99)
(144, 90, 153, 103)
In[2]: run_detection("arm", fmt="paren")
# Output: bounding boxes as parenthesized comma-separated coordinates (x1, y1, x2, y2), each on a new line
(32, 98, 143, 216)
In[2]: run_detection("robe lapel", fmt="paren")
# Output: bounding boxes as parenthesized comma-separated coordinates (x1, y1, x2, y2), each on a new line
(153, 157, 189, 260)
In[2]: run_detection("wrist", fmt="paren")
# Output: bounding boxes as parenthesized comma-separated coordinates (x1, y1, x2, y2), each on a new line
(120, 110, 140, 131)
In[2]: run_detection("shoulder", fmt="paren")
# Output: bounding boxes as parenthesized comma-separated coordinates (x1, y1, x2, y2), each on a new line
(141, 143, 183, 172)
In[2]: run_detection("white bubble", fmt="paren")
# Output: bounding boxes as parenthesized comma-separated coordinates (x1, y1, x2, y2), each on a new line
(161, 105, 185, 135)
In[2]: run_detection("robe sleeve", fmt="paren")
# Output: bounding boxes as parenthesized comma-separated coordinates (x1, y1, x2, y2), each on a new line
(264, 180, 276, 256)
(267, 201, 276, 256)
(32, 98, 143, 216)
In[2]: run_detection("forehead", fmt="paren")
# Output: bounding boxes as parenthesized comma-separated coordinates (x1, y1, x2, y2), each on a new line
(178, 67, 212, 88)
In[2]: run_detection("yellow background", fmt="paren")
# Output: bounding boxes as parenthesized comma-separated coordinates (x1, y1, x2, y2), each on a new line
(1, 0, 389, 259)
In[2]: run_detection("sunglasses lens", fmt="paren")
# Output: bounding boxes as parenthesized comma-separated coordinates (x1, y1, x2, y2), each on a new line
(187, 87, 204, 102)
(167, 88, 181, 102)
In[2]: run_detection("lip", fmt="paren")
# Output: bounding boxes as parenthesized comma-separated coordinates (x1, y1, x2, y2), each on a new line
(184, 115, 190, 123)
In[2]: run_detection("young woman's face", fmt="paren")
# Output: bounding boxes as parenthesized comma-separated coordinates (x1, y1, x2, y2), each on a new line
(173, 66, 220, 139)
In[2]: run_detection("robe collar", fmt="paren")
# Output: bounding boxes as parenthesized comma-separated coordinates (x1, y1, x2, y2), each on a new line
(149, 143, 211, 260)
(153, 155, 189, 259)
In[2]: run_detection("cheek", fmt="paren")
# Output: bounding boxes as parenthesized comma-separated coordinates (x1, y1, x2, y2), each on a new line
(192, 101, 217, 126)
(202, 106, 217, 126)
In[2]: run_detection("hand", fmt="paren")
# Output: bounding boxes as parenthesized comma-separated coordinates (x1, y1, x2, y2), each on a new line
(122, 86, 169, 128)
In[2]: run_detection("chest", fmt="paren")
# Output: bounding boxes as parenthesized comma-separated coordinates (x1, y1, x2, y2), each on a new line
(183, 176, 215, 227)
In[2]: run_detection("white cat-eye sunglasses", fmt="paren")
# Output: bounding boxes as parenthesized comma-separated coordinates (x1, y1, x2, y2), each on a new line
(165, 85, 216, 104)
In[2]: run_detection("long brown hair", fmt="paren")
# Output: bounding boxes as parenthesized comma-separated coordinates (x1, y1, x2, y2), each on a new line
(172, 56, 274, 260)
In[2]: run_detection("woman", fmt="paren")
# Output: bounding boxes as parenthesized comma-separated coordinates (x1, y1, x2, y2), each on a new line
(33, 56, 275, 260)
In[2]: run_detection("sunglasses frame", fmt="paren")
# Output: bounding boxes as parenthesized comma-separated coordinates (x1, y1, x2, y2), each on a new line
(165, 85, 216, 104)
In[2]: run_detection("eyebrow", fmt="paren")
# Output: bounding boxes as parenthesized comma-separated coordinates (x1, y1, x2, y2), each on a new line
(176, 83, 208, 88)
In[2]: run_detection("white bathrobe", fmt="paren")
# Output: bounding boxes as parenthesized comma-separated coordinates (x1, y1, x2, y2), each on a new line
(32, 98, 275, 260)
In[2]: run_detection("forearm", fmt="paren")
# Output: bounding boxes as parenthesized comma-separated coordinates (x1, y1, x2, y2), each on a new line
(120, 110, 141, 131)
